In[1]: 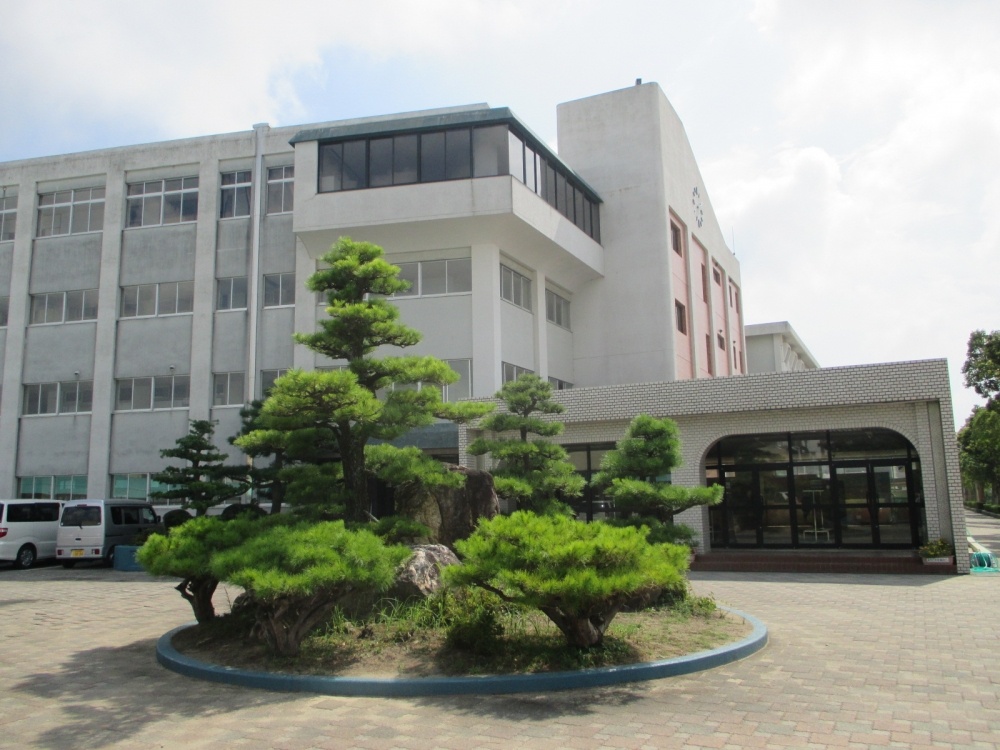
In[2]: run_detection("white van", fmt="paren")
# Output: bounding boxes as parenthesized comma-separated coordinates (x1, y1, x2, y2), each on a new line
(57, 499, 161, 567)
(0, 499, 64, 569)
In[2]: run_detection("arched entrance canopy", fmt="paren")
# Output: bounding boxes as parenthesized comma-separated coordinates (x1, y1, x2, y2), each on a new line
(704, 428, 925, 549)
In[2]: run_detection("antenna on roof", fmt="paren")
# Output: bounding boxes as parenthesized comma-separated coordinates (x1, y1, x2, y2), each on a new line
(635, 78, 642, 86)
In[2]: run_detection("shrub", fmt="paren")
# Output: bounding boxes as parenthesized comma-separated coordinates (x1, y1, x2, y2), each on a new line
(446, 511, 687, 648)
(918, 538, 954, 558)
(209, 521, 411, 656)
(138, 514, 285, 623)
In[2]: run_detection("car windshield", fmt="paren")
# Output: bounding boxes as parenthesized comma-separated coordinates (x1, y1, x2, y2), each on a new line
(61, 506, 101, 526)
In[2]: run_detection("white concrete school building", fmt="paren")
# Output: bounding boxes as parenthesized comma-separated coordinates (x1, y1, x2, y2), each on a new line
(0, 82, 967, 570)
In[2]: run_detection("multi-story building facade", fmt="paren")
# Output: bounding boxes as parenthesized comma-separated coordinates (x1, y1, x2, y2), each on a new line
(0, 83, 967, 569)
(0, 82, 742, 501)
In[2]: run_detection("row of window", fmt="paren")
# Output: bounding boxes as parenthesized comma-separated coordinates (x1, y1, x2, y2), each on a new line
(317, 124, 600, 242)
(392, 258, 472, 298)
(0, 169, 296, 242)
(20, 360, 475, 416)
(15, 473, 180, 503)
(23, 380, 94, 415)
(2, 274, 295, 329)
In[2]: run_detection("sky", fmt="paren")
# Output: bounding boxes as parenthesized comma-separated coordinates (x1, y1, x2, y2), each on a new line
(1, 0, 997, 429)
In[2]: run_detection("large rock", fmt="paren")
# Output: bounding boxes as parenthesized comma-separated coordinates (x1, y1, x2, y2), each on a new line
(394, 464, 499, 546)
(389, 544, 461, 600)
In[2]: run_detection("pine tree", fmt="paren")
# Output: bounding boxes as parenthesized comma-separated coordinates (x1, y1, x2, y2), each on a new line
(593, 414, 723, 526)
(151, 420, 248, 516)
(235, 238, 492, 521)
(467, 374, 583, 515)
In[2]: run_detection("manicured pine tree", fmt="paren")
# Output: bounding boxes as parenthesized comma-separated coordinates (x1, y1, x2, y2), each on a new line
(235, 237, 492, 522)
(467, 374, 584, 515)
(151, 419, 249, 516)
(592, 414, 723, 528)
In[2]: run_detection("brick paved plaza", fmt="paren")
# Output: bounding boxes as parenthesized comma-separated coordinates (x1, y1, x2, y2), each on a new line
(2, 510, 998, 750)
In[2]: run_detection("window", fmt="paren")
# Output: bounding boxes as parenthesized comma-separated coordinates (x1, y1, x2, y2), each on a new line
(112, 473, 178, 503)
(263, 273, 295, 307)
(0, 296, 8, 326)
(260, 369, 288, 397)
(19, 475, 87, 500)
(500, 265, 532, 310)
(671, 223, 683, 256)
(443, 359, 471, 401)
(701, 264, 709, 301)
(712, 264, 722, 285)
(706, 335, 714, 375)
(548, 376, 573, 390)
(545, 289, 570, 329)
(675, 300, 687, 335)
(216, 277, 248, 310)
(0, 189, 16, 241)
(116, 375, 190, 410)
(317, 125, 601, 242)
(502, 362, 533, 384)
(266, 166, 294, 214)
(126, 177, 199, 227)
(30, 289, 98, 324)
(393, 258, 472, 297)
(37, 187, 104, 237)
(23, 380, 93, 415)
(220, 170, 251, 218)
(213, 372, 245, 406)
(120, 281, 193, 317)
(717, 333, 726, 350)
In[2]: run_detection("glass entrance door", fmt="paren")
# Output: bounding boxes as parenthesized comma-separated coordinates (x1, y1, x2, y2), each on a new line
(719, 467, 791, 546)
(835, 462, 915, 546)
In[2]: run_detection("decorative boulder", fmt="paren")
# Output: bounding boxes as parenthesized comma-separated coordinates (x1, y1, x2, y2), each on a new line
(394, 464, 499, 546)
(389, 544, 461, 600)
(335, 544, 461, 617)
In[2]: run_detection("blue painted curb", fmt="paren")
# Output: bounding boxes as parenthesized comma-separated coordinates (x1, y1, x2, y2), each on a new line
(156, 606, 767, 697)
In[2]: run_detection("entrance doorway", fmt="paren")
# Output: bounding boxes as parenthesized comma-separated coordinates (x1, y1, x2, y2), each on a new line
(707, 429, 925, 550)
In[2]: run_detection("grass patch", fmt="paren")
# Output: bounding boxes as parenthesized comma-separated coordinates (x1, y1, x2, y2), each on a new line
(172, 592, 750, 678)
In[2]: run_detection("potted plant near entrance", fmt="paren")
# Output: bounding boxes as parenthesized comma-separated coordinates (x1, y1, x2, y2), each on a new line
(918, 538, 955, 565)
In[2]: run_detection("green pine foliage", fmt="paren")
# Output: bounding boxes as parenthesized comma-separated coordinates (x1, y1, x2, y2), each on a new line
(467, 374, 583, 515)
(963, 329, 1000, 406)
(447, 512, 687, 648)
(138, 514, 289, 623)
(209, 521, 411, 656)
(593, 415, 723, 524)
(234, 238, 491, 521)
(230, 401, 290, 514)
(151, 420, 249, 516)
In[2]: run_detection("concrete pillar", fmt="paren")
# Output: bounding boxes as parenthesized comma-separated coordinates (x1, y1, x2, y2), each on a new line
(533, 269, 548, 381)
(85, 169, 126, 497)
(0, 178, 36, 495)
(470, 244, 501, 396)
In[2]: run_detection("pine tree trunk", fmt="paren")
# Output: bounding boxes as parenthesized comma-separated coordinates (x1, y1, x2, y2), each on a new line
(340, 430, 370, 522)
(176, 576, 219, 624)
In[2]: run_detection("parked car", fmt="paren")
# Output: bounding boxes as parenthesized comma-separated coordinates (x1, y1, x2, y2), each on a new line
(0, 499, 64, 569)
(57, 499, 161, 567)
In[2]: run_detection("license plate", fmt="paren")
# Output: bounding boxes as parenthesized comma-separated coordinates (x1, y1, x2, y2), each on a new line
(71, 549, 84, 557)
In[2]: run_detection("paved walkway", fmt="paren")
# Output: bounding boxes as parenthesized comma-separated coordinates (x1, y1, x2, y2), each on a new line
(1, 510, 998, 750)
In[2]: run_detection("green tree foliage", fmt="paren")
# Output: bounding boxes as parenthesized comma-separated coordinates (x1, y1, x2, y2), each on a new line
(963, 329, 1000, 406)
(152, 420, 248, 516)
(446, 511, 687, 648)
(593, 415, 724, 525)
(209, 521, 411, 656)
(138, 514, 288, 623)
(234, 238, 491, 521)
(467, 374, 583, 515)
(230, 401, 289, 514)
(959, 406, 1000, 500)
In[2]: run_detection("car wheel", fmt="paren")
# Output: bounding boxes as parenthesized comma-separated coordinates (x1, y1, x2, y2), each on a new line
(61, 561, 76, 569)
(104, 546, 116, 567)
(14, 545, 36, 570)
